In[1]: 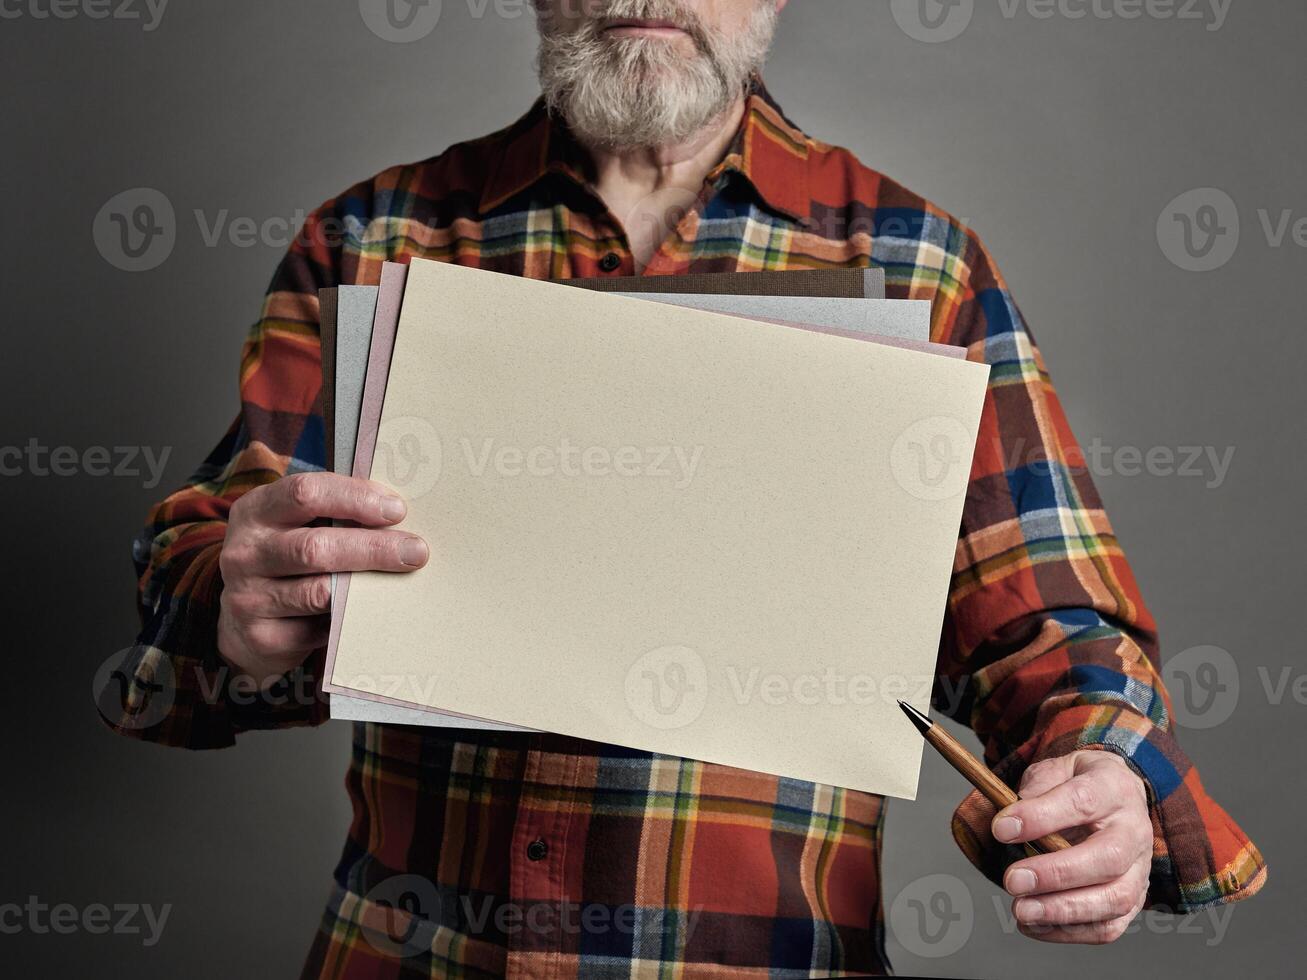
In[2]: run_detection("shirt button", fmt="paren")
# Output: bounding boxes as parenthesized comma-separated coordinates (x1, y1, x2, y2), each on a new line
(599, 252, 622, 273)
(526, 838, 548, 861)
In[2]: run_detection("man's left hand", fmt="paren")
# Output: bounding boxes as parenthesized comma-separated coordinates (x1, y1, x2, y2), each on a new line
(993, 750, 1153, 944)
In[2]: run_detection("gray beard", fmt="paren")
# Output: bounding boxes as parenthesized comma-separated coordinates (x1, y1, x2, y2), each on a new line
(536, 0, 778, 151)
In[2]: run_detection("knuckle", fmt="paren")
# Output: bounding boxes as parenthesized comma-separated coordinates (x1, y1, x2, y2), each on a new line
(294, 530, 330, 570)
(1061, 894, 1089, 923)
(217, 543, 238, 579)
(1020, 759, 1055, 788)
(1107, 762, 1139, 794)
(1028, 758, 1057, 777)
(223, 589, 260, 621)
(1068, 781, 1099, 818)
(302, 576, 332, 612)
(1132, 820, 1155, 850)
(1099, 839, 1132, 877)
(1040, 859, 1070, 893)
(220, 541, 256, 576)
(1100, 918, 1129, 944)
(229, 485, 263, 525)
(284, 473, 321, 510)
(1102, 880, 1133, 916)
(241, 621, 280, 657)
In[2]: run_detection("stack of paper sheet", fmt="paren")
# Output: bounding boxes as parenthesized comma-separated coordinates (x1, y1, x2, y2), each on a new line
(318, 260, 988, 799)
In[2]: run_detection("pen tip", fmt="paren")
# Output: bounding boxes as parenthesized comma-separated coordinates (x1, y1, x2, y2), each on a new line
(897, 699, 933, 735)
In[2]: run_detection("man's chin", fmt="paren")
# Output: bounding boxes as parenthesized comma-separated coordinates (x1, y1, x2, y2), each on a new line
(608, 45, 712, 84)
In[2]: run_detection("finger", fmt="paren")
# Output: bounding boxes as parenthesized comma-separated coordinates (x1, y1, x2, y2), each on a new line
(254, 527, 430, 577)
(1004, 827, 1146, 895)
(1011, 864, 1150, 927)
(1018, 755, 1078, 800)
(240, 614, 331, 659)
(228, 575, 334, 619)
(994, 772, 1124, 844)
(1018, 908, 1140, 945)
(1016, 757, 1091, 845)
(251, 472, 408, 528)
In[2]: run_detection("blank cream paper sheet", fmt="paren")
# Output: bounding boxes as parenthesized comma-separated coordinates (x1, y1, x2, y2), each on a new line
(330, 258, 990, 798)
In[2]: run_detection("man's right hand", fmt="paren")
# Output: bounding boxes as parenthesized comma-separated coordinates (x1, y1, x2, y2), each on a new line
(217, 472, 429, 688)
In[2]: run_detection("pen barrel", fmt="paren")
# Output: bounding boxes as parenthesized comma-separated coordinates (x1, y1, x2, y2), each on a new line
(923, 726, 1072, 853)
(1028, 830, 1072, 854)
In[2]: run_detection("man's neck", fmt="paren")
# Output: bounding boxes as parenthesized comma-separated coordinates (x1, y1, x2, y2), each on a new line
(581, 96, 748, 271)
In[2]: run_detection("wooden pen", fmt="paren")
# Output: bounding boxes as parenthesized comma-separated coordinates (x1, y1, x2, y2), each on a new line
(898, 699, 1071, 856)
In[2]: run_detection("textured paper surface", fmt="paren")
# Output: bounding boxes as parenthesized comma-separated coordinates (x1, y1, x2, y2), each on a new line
(627, 293, 930, 340)
(564, 267, 885, 299)
(325, 267, 531, 730)
(351, 264, 408, 482)
(332, 287, 378, 472)
(328, 285, 946, 728)
(330, 260, 990, 797)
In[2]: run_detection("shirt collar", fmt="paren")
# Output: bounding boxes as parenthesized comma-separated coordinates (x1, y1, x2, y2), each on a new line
(479, 77, 812, 224)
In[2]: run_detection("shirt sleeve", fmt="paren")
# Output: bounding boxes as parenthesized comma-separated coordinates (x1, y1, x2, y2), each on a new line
(932, 226, 1267, 912)
(101, 197, 361, 749)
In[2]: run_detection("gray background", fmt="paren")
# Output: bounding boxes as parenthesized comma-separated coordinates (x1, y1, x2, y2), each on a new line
(0, 0, 1300, 976)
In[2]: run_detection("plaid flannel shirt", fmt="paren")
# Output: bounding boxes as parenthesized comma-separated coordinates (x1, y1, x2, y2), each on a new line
(106, 81, 1266, 977)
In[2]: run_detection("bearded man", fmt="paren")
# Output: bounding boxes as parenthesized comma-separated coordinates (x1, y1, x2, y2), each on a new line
(106, 1, 1265, 975)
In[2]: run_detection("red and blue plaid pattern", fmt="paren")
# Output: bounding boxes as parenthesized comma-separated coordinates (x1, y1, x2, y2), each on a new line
(106, 81, 1266, 977)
